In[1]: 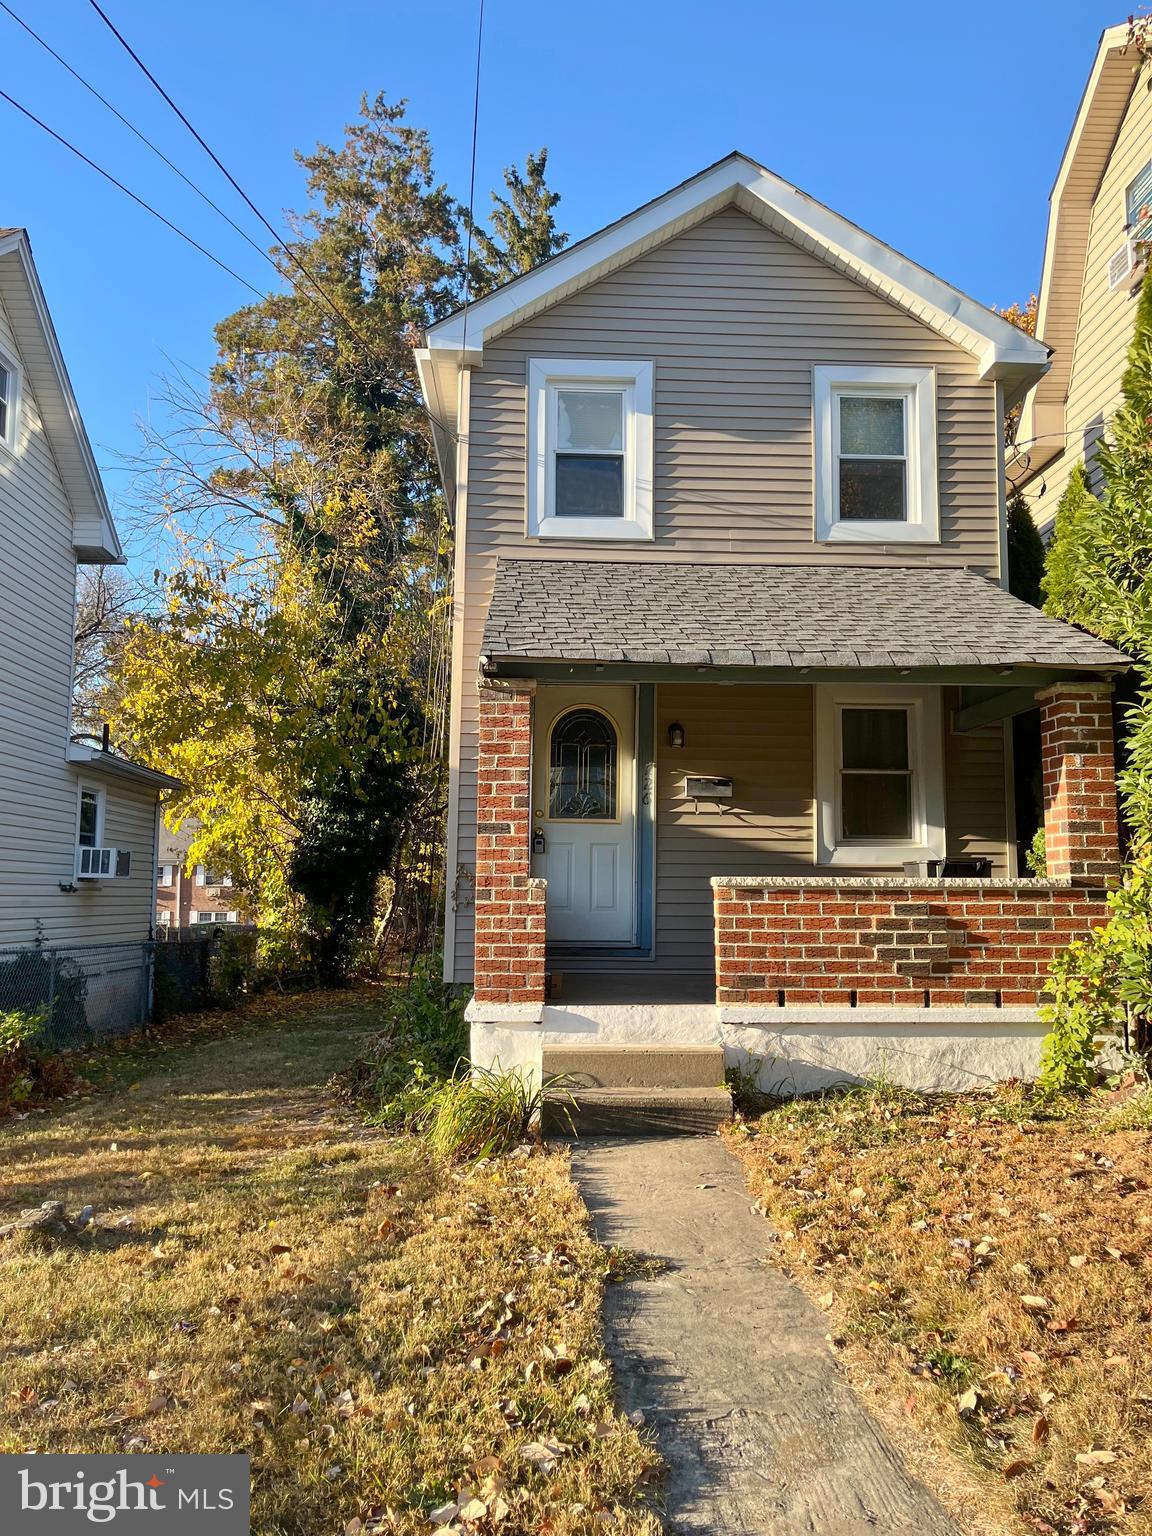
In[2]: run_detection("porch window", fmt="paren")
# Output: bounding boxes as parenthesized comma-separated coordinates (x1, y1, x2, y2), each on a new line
(839, 707, 913, 842)
(548, 708, 617, 819)
(815, 686, 945, 865)
(527, 359, 653, 540)
(813, 365, 938, 543)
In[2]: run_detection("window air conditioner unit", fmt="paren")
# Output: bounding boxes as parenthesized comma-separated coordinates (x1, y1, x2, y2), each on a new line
(1108, 240, 1140, 290)
(76, 847, 132, 879)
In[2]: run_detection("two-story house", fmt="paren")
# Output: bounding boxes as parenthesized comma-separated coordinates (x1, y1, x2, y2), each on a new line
(417, 154, 1127, 1118)
(0, 227, 178, 1036)
(1013, 23, 1151, 520)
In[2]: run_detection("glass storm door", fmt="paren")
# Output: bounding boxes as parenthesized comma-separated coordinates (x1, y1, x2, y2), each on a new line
(532, 685, 636, 945)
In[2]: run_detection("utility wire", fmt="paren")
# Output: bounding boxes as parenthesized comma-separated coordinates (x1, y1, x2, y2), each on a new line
(0, 0, 280, 277)
(85, 0, 398, 373)
(0, 86, 264, 297)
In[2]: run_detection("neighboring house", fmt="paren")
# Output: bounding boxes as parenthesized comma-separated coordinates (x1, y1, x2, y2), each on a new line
(416, 153, 1128, 1110)
(1013, 23, 1150, 522)
(156, 821, 242, 927)
(0, 227, 178, 1031)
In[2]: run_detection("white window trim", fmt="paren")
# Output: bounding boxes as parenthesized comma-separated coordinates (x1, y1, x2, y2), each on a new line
(527, 358, 654, 540)
(0, 342, 23, 458)
(76, 782, 106, 849)
(815, 685, 945, 866)
(813, 365, 938, 544)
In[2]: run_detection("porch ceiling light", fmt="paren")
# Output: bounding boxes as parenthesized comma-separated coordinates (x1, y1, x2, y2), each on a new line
(667, 721, 685, 748)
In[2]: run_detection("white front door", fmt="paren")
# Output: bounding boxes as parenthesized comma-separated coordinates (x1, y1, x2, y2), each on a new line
(532, 685, 636, 945)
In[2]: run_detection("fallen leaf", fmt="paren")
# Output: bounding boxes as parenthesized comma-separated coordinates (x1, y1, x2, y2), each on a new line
(1020, 1295, 1051, 1313)
(1003, 1458, 1032, 1479)
(1075, 1449, 1118, 1467)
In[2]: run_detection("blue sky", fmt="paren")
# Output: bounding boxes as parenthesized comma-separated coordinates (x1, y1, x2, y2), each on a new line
(0, 0, 1128, 566)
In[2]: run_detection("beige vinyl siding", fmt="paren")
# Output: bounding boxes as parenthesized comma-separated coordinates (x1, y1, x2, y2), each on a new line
(654, 683, 813, 970)
(0, 294, 157, 948)
(644, 682, 1008, 973)
(450, 207, 1003, 980)
(1025, 69, 1152, 527)
(943, 689, 1009, 871)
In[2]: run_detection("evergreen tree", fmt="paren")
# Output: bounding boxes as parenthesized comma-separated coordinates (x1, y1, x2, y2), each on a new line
(1005, 488, 1045, 607)
(470, 149, 568, 293)
(1041, 464, 1103, 628)
(114, 95, 567, 976)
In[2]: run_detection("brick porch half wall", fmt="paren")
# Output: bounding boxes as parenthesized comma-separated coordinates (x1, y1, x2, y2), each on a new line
(712, 879, 1111, 1008)
(473, 680, 546, 1005)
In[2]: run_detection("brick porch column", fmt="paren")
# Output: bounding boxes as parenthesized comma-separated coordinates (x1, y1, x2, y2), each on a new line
(473, 679, 546, 1004)
(1036, 682, 1121, 882)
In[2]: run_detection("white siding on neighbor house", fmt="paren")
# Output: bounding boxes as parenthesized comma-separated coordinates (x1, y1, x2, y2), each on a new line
(0, 293, 158, 950)
(1022, 68, 1152, 526)
(447, 207, 1004, 981)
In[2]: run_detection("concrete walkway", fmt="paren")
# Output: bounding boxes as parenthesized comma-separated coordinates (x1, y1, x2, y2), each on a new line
(570, 1137, 960, 1536)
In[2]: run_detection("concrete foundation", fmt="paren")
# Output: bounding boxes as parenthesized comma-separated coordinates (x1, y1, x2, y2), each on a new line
(467, 995, 1047, 1097)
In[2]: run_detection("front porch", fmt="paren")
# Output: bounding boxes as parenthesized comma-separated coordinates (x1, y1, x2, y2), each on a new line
(466, 561, 1127, 1098)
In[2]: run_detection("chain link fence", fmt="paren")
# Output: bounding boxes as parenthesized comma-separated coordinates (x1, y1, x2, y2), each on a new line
(0, 942, 151, 1051)
(153, 926, 262, 1021)
(0, 928, 269, 1052)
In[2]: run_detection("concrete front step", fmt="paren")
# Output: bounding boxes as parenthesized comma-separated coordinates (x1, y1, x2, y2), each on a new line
(543, 1043, 725, 1090)
(544, 1086, 733, 1138)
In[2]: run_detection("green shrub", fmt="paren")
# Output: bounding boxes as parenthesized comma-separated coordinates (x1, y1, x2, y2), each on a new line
(422, 1067, 555, 1162)
(342, 957, 468, 1126)
(0, 1006, 74, 1109)
(1025, 826, 1047, 877)
(1038, 861, 1152, 1093)
(0, 1006, 41, 1059)
(0, 950, 88, 1049)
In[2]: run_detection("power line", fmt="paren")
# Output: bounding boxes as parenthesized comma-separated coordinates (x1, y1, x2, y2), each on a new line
(0, 0, 279, 278)
(0, 86, 264, 297)
(85, 0, 397, 373)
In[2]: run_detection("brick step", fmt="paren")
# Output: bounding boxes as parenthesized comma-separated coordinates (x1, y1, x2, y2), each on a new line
(543, 1087, 733, 1139)
(542, 1044, 725, 1090)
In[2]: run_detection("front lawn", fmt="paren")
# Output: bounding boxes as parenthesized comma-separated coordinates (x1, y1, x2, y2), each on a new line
(727, 1083, 1152, 1536)
(0, 992, 661, 1535)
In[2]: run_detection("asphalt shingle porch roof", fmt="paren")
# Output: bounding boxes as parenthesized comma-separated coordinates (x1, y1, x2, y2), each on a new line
(480, 559, 1128, 671)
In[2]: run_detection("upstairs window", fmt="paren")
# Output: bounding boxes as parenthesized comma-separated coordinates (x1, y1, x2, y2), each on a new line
(528, 359, 653, 540)
(77, 786, 103, 848)
(194, 864, 232, 887)
(1126, 160, 1152, 243)
(814, 365, 938, 543)
(0, 348, 20, 453)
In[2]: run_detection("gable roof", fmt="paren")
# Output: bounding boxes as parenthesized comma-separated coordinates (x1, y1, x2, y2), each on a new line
(0, 228, 121, 563)
(1016, 25, 1137, 476)
(481, 558, 1127, 676)
(416, 152, 1050, 487)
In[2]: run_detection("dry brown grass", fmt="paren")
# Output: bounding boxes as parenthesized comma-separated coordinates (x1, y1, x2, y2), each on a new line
(0, 992, 661, 1535)
(726, 1082, 1152, 1536)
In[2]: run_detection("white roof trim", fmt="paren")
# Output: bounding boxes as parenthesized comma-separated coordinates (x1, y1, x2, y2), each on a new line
(424, 152, 1048, 370)
(419, 154, 1049, 471)
(0, 229, 122, 564)
(67, 743, 181, 791)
